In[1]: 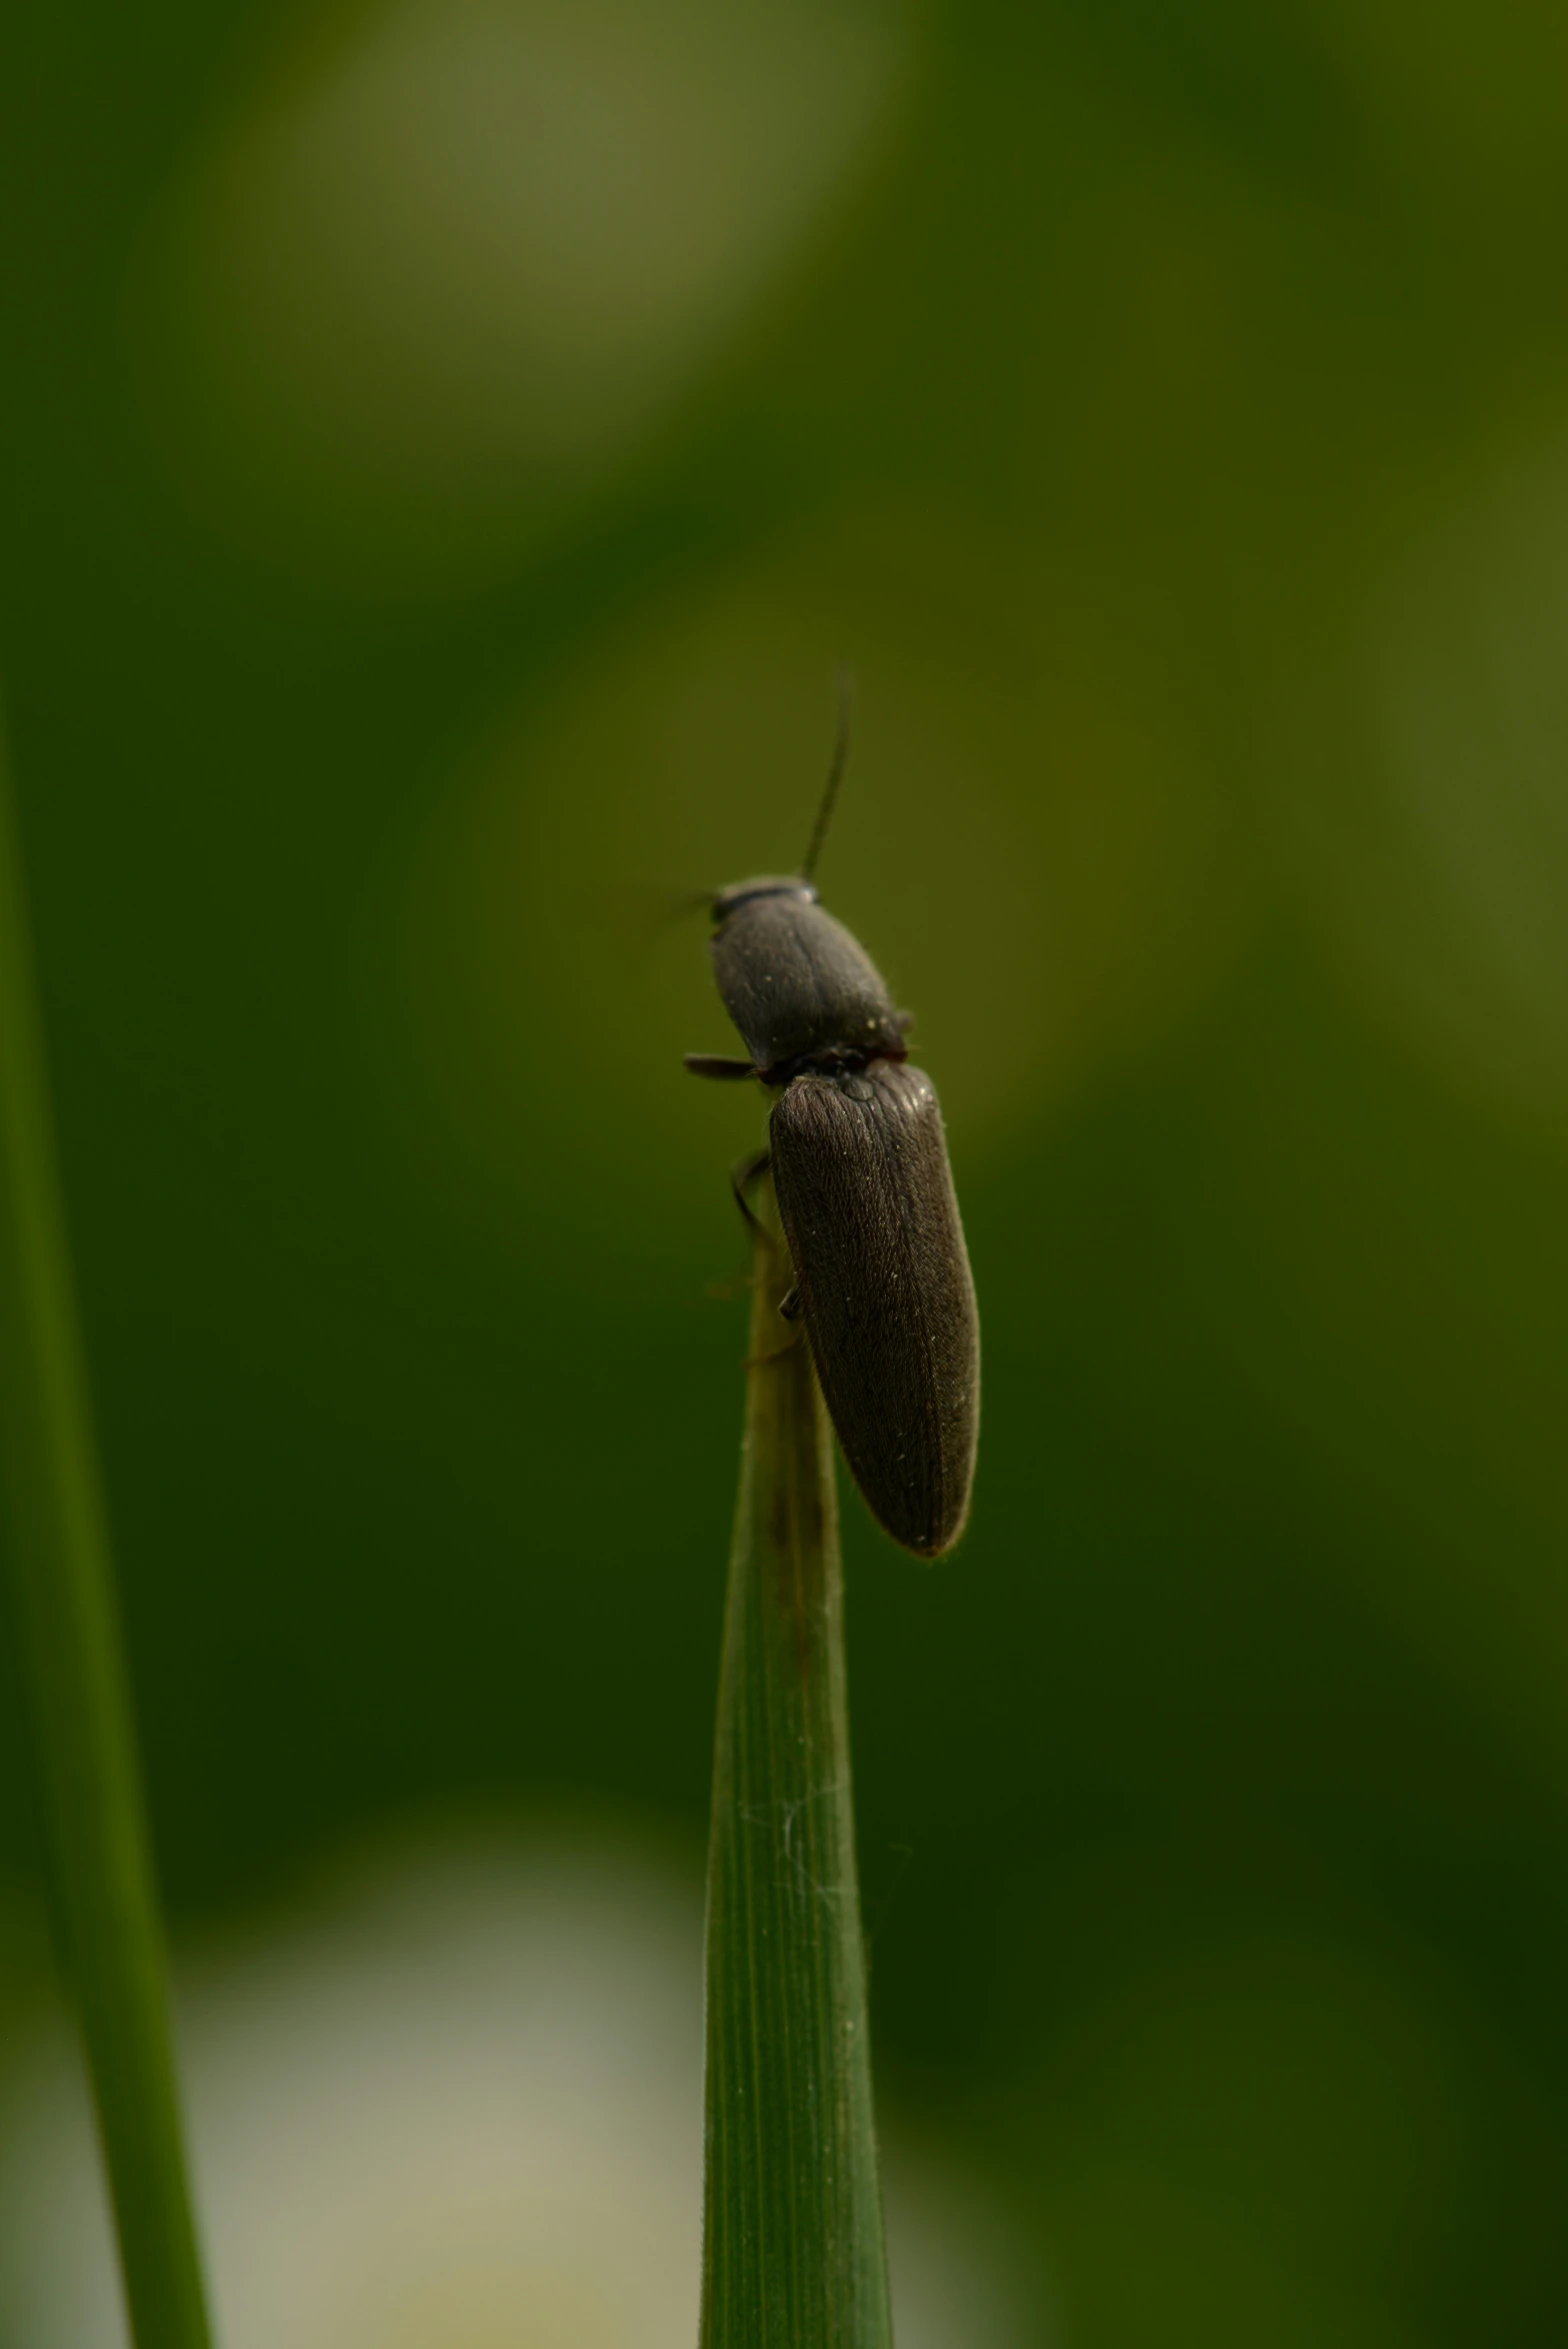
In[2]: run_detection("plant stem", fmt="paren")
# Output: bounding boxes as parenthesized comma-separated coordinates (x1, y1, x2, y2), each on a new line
(700, 1182, 893, 2348)
(0, 717, 215, 2349)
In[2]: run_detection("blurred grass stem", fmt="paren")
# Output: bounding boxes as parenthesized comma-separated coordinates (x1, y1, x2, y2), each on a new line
(0, 718, 215, 2349)
(700, 1182, 893, 2346)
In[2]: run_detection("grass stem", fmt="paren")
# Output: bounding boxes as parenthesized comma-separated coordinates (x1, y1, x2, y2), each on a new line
(700, 1182, 893, 2347)
(0, 716, 215, 2349)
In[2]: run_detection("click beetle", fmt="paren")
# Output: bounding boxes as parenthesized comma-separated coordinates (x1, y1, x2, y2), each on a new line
(686, 696, 979, 1557)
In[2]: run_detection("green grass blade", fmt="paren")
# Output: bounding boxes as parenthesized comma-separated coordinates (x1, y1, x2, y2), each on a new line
(700, 1184, 893, 2348)
(0, 717, 215, 2349)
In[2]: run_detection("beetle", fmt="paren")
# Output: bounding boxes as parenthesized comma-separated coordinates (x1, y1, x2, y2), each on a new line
(685, 696, 979, 1557)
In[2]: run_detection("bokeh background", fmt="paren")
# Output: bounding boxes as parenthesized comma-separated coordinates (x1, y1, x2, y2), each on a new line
(4, 0, 1568, 2341)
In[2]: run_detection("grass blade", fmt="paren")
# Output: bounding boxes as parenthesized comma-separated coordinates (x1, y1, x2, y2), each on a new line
(0, 715, 215, 2349)
(700, 1182, 893, 2348)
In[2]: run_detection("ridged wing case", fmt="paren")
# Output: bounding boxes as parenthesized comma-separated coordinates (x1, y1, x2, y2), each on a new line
(769, 1060, 979, 1556)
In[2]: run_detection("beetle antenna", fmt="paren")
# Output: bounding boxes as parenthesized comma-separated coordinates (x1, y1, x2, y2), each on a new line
(799, 666, 853, 883)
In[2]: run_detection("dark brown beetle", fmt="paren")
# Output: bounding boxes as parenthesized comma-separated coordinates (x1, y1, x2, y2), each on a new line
(685, 703, 979, 1556)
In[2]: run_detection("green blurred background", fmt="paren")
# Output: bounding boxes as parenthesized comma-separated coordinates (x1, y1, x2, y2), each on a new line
(4, 0, 1568, 2340)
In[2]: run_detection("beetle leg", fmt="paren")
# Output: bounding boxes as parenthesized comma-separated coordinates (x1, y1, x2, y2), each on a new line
(779, 1283, 802, 1321)
(729, 1148, 771, 1236)
(685, 1053, 758, 1080)
(745, 1325, 806, 1367)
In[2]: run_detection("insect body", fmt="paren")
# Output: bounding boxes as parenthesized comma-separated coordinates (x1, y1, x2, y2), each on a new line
(686, 751, 979, 1556)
